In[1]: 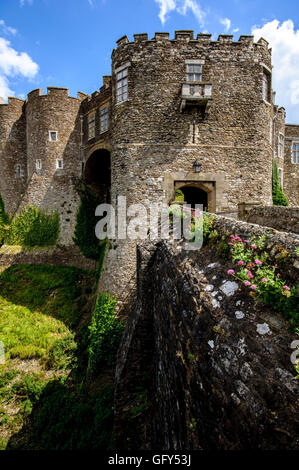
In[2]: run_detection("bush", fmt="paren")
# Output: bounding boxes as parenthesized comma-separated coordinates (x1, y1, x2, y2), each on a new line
(5, 206, 59, 247)
(272, 159, 289, 206)
(88, 293, 123, 373)
(0, 194, 10, 245)
(174, 189, 185, 203)
(73, 185, 103, 260)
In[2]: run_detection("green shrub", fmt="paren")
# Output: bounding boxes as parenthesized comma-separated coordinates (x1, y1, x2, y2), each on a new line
(272, 159, 289, 206)
(88, 293, 123, 373)
(174, 189, 185, 203)
(5, 206, 59, 247)
(73, 185, 103, 260)
(0, 194, 10, 245)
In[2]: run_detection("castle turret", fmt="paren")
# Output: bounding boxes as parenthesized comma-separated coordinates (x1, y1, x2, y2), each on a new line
(98, 31, 275, 299)
(21, 87, 85, 245)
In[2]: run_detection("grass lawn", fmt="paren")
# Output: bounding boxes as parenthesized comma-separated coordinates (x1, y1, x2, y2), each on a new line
(0, 264, 99, 449)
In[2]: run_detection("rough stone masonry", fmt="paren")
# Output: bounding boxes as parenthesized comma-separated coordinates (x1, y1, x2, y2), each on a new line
(0, 31, 298, 299)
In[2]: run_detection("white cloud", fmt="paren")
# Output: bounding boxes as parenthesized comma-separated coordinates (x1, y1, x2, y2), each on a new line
(0, 20, 17, 36)
(20, 0, 33, 6)
(155, 0, 205, 27)
(0, 37, 39, 99)
(155, 0, 176, 25)
(252, 19, 299, 122)
(220, 18, 231, 33)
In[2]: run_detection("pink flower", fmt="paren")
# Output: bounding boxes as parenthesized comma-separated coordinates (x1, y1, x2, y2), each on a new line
(244, 240, 248, 243)
(277, 273, 281, 278)
(227, 269, 235, 275)
(251, 285, 257, 290)
(244, 281, 251, 287)
(228, 242, 233, 246)
(230, 235, 235, 239)
(235, 237, 242, 242)
(255, 259, 262, 266)
(252, 244, 257, 249)
(247, 271, 254, 279)
(238, 260, 244, 266)
(262, 278, 268, 283)
(283, 285, 290, 291)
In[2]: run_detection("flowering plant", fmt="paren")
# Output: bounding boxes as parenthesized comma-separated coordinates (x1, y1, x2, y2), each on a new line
(226, 234, 298, 329)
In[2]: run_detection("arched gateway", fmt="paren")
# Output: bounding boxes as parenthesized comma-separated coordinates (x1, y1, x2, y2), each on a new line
(84, 149, 111, 202)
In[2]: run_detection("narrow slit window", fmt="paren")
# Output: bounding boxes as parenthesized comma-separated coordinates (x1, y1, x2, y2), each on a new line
(100, 106, 109, 132)
(116, 68, 128, 103)
(292, 142, 299, 163)
(278, 133, 284, 158)
(36, 159, 42, 170)
(88, 113, 96, 140)
(262, 72, 271, 102)
(56, 159, 63, 169)
(278, 168, 283, 188)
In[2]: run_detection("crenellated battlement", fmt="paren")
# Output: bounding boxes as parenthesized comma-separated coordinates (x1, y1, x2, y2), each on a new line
(115, 30, 270, 53)
(0, 96, 25, 113)
(26, 86, 85, 103)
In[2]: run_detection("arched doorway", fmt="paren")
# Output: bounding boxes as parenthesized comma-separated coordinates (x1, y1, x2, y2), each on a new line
(176, 183, 210, 210)
(180, 186, 208, 210)
(84, 149, 111, 202)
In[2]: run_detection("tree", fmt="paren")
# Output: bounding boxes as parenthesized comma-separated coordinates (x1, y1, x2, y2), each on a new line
(272, 159, 289, 206)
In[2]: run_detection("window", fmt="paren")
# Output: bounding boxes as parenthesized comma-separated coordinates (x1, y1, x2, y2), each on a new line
(56, 159, 63, 169)
(100, 106, 109, 133)
(278, 168, 283, 188)
(88, 113, 95, 140)
(262, 72, 271, 102)
(186, 63, 202, 82)
(49, 131, 58, 142)
(278, 133, 284, 158)
(116, 68, 128, 103)
(292, 142, 299, 164)
(36, 159, 42, 170)
(15, 164, 22, 178)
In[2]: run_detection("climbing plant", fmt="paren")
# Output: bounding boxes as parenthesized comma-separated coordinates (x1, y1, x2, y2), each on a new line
(73, 183, 104, 260)
(272, 159, 289, 206)
(0, 194, 10, 244)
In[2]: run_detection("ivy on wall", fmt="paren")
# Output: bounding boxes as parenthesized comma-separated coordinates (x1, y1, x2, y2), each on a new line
(272, 159, 289, 206)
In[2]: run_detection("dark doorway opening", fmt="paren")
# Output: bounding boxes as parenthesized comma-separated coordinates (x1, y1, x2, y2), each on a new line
(84, 149, 111, 202)
(180, 186, 208, 210)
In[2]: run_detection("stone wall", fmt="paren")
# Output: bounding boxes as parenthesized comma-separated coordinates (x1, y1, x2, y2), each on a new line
(115, 232, 299, 450)
(0, 98, 27, 214)
(284, 124, 299, 206)
(246, 206, 299, 234)
(0, 244, 97, 271)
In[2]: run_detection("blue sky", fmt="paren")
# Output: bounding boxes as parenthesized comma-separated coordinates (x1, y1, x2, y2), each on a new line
(0, 0, 299, 122)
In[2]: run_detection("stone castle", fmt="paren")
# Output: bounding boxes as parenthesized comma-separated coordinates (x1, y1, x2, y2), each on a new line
(0, 30, 298, 297)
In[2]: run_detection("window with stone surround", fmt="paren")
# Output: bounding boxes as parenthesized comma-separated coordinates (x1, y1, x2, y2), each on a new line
(36, 159, 42, 170)
(15, 164, 23, 178)
(186, 63, 202, 82)
(278, 133, 284, 158)
(88, 113, 96, 140)
(100, 105, 109, 133)
(116, 67, 128, 103)
(49, 131, 58, 142)
(291, 142, 299, 163)
(278, 167, 283, 187)
(262, 71, 271, 103)
(56, 159, 63, 169)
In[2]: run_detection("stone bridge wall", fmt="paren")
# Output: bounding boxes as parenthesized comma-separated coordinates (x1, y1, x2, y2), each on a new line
(115, 217, 299, 450)
(246, 206, 299, 234)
